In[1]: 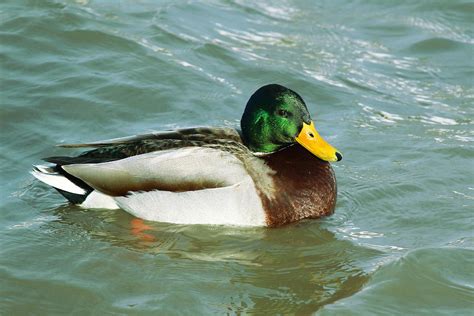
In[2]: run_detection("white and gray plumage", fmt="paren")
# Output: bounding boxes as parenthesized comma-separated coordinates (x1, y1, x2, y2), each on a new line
(31, 84, 340, 227)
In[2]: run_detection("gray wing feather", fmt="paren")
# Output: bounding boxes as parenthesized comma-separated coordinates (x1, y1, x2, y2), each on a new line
(57, 127, 242, 148)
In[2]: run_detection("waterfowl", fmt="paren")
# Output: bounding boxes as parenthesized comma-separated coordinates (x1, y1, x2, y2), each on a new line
(32, 84, 342, 227)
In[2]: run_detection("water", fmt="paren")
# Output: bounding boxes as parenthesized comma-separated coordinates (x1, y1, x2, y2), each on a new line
(1, 0, 473, 314)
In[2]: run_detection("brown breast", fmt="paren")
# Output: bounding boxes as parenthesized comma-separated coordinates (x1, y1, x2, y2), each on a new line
(260, 144, 337, 227)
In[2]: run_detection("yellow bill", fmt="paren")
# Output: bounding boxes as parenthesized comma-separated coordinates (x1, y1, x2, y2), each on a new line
(295, 121, 342, 162)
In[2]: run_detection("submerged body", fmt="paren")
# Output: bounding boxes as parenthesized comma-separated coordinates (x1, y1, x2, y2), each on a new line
(32, 84, 341, 227)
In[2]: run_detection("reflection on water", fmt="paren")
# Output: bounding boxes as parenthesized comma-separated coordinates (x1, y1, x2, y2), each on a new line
(1, 0, 473, 314)
(43, 203, 374, 314)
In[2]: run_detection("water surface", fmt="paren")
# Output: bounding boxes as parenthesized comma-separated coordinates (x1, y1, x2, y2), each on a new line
(1, 0, 473, 314)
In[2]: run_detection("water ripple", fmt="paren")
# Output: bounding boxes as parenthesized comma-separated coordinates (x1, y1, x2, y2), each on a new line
(2, 0, 473, 314)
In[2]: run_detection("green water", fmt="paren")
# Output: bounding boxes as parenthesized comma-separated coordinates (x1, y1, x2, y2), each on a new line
(1, 0, 473, 314)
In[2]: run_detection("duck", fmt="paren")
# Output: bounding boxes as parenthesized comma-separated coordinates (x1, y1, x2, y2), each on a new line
(31, 84, 342, 227)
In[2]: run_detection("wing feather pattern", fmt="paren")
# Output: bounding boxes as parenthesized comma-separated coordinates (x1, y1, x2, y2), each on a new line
(62, 147, 251, 196)
(57, 127, 242, 148)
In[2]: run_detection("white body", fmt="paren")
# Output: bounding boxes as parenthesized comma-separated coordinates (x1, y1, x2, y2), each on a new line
(32, 147, 268, 226)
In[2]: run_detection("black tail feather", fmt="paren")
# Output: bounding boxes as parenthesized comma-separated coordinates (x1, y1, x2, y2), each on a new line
(36, 163, 94, 204)
(55, 188, 89, 204)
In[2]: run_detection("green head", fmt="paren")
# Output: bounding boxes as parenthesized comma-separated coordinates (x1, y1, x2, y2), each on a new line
(241, 84, 311, 153)
(241, 84, 342, 162)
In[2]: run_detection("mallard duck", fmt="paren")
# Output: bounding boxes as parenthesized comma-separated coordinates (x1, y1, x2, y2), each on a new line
(32, 84, 342, 227)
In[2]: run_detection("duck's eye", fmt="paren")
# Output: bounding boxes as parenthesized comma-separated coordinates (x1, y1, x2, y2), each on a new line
(277, 109, 291, 118)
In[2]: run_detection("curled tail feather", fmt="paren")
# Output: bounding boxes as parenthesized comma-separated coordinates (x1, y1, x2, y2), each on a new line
(31, 164, 92, 204)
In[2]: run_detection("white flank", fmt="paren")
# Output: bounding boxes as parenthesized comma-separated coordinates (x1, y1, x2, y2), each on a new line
(63, 147, 257, 196)
(41, 147, 273, 226)
(30, 168, 86, 195)
(114, 177, 266, 226)
(80, 191, 119, 210)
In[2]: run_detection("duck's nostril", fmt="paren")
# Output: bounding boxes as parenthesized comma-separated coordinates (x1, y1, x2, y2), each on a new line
(335, 152, 342, 161)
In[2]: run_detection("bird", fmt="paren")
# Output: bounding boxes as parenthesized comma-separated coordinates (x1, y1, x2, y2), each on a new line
(31, 84, 342, 227)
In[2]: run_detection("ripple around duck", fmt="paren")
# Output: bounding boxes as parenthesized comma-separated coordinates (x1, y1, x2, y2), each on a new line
(14, 191, 374, 314)
(332, 188, 363, 225)
(2, 0, 473, 314)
